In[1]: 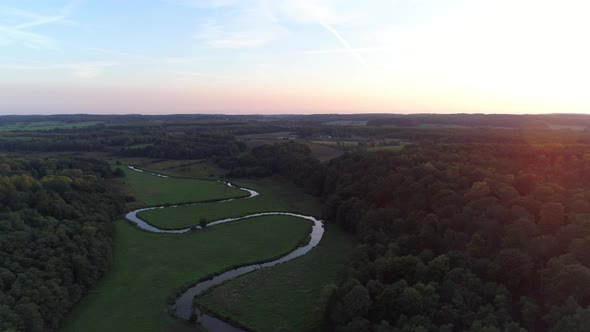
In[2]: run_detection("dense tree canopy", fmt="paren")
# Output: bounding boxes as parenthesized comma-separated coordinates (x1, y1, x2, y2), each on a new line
(0, 157, 120, 332)
(237, 142, 590, 331)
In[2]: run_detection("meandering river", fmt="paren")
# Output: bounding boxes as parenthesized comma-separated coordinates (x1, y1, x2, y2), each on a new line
(124, 166, 325, 331)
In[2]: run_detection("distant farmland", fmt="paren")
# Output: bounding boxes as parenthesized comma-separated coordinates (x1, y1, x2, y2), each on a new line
(0, 121, 103, 131)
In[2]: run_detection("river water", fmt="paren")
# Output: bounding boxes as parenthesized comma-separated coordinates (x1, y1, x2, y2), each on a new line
(124, 166, 325, 331)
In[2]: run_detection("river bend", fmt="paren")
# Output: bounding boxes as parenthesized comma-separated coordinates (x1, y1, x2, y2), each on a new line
(124, 166, 325, 331)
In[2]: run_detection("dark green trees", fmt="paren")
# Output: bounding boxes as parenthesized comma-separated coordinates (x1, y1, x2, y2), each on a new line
(255, 143, 590, 330)
(0, 157, 119, 331)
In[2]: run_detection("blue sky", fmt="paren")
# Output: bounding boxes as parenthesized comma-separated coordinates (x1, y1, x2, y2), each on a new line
(1, 0, 589, 114)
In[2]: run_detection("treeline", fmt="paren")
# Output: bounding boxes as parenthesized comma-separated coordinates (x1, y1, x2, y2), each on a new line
(119, 132, 246, 160)
(318, 145, 590, 331)
(365, 114, 590, 129)
(0, 128, 246, 161)
(217, 141, 324, 194)
(234, 141, 590, 331)
(0, 157, 121, 332)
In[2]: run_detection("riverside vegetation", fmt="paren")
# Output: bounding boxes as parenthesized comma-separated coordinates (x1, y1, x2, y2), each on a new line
(6, 114, 590, 331)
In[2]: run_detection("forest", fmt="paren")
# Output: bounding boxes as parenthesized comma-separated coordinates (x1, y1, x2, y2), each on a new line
(3, 114, 590, 331)
(224, 141, 590, 331)
(0, 157, 121, 332)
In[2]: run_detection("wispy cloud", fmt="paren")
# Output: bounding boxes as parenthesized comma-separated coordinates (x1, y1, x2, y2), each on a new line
(194, 20, 284, 48)
(90, 48, 155, 62)
(317, 20, 366, 67)
(278, 1, 367, 66)
(0, 1, 78, 51)
(173, 71, 231, 83)
(0, 62, 118, 78)
(165, 0, 241, 9)
(304, 47, 393, 55)
(0, 26, 58, 50)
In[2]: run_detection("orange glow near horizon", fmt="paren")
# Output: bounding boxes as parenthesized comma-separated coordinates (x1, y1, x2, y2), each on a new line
(1, 1, 589, 114)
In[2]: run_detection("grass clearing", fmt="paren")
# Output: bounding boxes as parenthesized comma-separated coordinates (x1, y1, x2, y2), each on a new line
(63, 159, 352, 332)
(304, 141, 345, 161)
(0, 121, 103, 131)
(310, 140, 358, 147)
(368, 145, 404, 152)
(138, 178, 320, 229)
(126, 143, 154, 149)
(122, 166, 245, 205)
(236, 131, 291, 140)
(144, 160, 227, 178)
(61, 217, 311, 332)
(0, 135, 38, 141)
(197, 224, 355, 331)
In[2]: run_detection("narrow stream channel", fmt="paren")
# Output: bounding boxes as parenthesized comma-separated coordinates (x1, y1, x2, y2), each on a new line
(124, 166, 325, 331)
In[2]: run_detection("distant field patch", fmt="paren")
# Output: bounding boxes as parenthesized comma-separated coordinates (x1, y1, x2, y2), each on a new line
(310, 140, 358, 147)
(368, 145, 404, 152)
(548, 124, 587, 131)
(324, 120, 367, 126)
(0, 135, 37, 141)
(144, 160, 226, 178)
(122, 166, 245, 205)
(125, 143, 154, 149)
(236, 131, 291, 140)
(304, 142, 345, 162)
(0, 121, 103, 131)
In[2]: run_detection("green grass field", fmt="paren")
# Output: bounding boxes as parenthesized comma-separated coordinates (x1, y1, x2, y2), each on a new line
(368, 145, 404, 152)
(126, 143, 154, 149)
(143, 160, 227, 178)
(197, 224, 354, 331)
(0, 121, 103, 131)
(0, 135, 38, 141)
(138, 179, 319, 229)
(61, 217, 311, 332)
(62, 161, 353, 332)
(123, 166, 245, 205)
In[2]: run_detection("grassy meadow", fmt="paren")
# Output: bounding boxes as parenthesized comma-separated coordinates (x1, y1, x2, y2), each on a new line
(122, 166, 246, 205)
(62, 159, 353, 332)
(197, 224, 354, 331)
(61, 217, 311, 332)
(0, 121, 103, 131)
(368, 145, 404, 152)
(138, 178, 319, 229)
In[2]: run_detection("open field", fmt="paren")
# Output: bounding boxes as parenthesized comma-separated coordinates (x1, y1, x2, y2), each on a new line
(198, 224, 354, 331)
(139, 178, 320, 229)
(61, 217, 311, 332)
(305, 141, 345, 161)
(63, 158, 352, 332)
(122, 166, 245, 205)
(143, 159, 227, 178)
(236, 131, 291, 140)
(126, 143, 155, 149)
(548, 124, 588, 131)
(368, 145, 404, 152)
(237, 131, 297, 150)
(0, 121, 103, 131)
(310, 139, 359, 147)
(324, 120, 367, 126)
(0, 135, 38, 141)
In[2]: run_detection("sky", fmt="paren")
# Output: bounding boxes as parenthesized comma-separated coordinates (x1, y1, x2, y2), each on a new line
(1, 0, 589, 115)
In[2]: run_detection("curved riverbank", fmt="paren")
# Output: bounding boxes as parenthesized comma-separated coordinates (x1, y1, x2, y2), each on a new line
(124, 166, 325, 331)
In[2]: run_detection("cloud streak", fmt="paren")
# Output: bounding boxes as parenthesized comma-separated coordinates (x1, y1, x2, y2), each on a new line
(0, 1, 78, 51)
(317, 20, 367, 67)
(0, 62, 118, 78)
